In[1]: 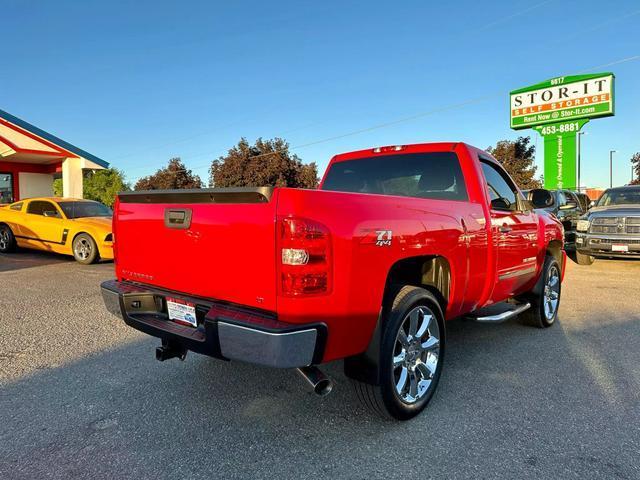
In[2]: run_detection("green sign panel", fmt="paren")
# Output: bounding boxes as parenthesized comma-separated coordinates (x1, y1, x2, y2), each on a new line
(510, 72, 614, 129)
(510, 72, 615, 190)
(534, 119, 589, 190)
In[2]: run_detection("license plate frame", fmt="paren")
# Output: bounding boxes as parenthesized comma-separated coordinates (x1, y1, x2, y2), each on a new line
(166, 297, 197, 327)
(611, 244, 629, 252)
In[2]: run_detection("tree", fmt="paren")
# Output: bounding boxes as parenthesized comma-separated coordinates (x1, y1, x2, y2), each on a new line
(134, 158, 202, 191)
(209, 137, 318, 188)
(53, 178, 63, 197)
(630, 152, 640, 185)
(486, 136, 542, 189)
(52, 168, 130, 207)
(83, 168, 130, 207)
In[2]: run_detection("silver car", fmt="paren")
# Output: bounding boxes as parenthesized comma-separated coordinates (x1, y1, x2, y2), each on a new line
(575, 186, 640, 264)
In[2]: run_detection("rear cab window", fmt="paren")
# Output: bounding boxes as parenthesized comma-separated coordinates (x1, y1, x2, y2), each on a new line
(321, 152, 468, 201)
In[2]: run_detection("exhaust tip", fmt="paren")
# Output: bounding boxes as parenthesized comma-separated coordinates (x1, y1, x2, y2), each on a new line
(296, 366, 334, 396)
(314, 378, 333, 396)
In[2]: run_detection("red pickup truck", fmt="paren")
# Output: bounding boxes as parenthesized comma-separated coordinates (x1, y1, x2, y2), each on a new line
(101, 142, 565, 420)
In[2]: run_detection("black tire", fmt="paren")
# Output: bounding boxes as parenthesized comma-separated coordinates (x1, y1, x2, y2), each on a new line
(0, 224, 17, 253)
(72, 233, 99, 264)
(520, 255, 562, 328)
(353, 286, 445, 420)
(574, 250, 595, 265)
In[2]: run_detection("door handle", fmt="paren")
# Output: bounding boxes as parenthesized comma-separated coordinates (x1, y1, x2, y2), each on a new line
(499, 225, 512, 233)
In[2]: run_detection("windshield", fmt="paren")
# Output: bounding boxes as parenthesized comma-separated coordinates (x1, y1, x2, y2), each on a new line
(58, 201, 112, 219)
(596, 189, 640, 207)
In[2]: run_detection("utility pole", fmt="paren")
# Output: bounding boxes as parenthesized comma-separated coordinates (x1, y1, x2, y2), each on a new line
(609, 150, 617, 188)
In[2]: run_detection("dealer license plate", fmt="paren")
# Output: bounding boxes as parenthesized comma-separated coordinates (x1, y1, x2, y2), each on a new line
(612, 244, 629, 252)
(166, 297, 197, 327)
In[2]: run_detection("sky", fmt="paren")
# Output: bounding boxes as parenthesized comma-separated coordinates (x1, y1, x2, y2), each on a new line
(2, 0, 639, 188)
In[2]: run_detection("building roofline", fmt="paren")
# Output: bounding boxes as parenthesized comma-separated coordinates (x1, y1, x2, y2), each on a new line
(0, 108, 109, 169)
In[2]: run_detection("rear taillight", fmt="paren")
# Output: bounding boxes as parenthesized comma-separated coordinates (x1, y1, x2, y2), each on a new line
(278, 216, 332, 296)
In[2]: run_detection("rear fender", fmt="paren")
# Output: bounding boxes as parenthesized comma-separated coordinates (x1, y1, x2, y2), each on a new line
(344, 255, 451, 385)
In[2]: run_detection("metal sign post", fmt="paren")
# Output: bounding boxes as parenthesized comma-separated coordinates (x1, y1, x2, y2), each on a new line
(533, 119, 589, 190)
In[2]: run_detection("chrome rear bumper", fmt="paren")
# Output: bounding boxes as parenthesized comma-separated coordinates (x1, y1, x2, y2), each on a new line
(100, 280, 325, 368)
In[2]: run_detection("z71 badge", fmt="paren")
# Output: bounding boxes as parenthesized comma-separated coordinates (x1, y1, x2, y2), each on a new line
(376, 230, 392, 247)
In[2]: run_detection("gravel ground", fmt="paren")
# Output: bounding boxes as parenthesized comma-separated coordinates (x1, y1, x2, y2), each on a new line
(1, 251, 639, 479)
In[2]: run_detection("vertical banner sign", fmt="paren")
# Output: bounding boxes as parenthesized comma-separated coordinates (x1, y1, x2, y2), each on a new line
(510, 73, 615, 190)
(534, 119, 589, 189)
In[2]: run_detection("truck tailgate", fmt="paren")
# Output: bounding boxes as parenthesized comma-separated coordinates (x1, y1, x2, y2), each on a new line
(114, 188, 277, 311)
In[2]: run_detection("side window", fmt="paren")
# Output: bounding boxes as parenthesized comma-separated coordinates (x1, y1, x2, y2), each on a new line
(10, 202, 23, 211)
(480, 160, 519, 211)
(26, 201, 60, 218)
(556, 191, 567, 207)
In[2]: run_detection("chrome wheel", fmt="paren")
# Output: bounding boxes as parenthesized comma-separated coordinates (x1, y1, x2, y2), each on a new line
(0, 228, 9, 250)
(543, 265, 560, 321)
(392, 305, 440, 404)
(74, 238, 92, 260)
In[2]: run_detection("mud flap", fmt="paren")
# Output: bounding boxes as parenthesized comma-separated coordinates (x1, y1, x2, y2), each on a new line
(344, 309, 383, 385)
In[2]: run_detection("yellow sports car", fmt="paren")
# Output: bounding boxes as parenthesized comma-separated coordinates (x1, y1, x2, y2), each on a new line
(0, 197, 113, 264)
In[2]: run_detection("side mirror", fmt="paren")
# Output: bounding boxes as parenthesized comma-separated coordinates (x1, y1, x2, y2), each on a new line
(491, 198, 512, 210)
(43, 210, 59, 218)
(589, 200, 596, 209)
(559, 200, 578, 210)
(527, 188, 554, 209)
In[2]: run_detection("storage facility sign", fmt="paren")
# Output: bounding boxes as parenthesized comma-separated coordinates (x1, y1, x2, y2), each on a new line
(510, 73, 614, 129)
(509, 72, 615, 190)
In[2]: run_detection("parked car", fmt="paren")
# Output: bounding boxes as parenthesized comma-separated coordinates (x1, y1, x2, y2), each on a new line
(575, 185, 640, 264)
(523, 189, 584, 250)
(0, 197, 113, 264)
(574, 191, 592, 213)
(101, 142, 565, 420)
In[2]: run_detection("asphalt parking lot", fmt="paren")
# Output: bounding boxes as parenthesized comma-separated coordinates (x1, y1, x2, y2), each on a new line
(1, 251, 639, 480)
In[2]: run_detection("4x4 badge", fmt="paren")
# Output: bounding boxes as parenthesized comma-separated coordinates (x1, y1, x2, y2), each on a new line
(376, 230, 392, 247)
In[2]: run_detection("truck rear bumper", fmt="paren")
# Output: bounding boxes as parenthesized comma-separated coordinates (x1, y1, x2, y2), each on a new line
(101, 280, 326, 368)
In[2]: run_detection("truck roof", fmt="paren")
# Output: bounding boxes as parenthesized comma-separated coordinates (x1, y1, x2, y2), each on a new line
(605, 185, 640, 192)
(328, 142, 497, 166)
(330, 142, 463, 163)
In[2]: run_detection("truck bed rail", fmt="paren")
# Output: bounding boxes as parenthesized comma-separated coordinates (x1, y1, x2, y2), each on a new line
(118, 187, 274, 204)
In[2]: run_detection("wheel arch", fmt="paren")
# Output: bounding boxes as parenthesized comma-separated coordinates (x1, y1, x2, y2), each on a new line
(528, 240, 563, 297)
(345, 255, 451, 385)
(546, 239, 563, 267)
(382, 255, 451, 315)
